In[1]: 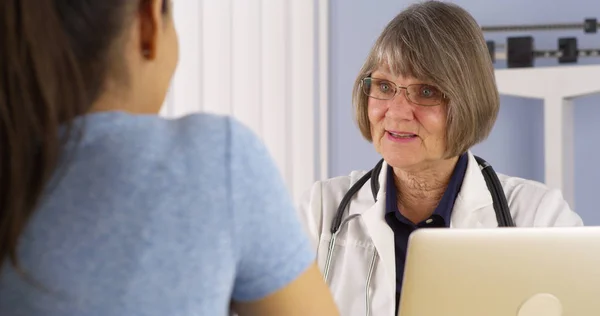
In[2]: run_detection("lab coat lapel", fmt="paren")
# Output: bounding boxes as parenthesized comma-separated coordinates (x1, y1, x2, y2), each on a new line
(345, 153, 501, 293)
(450, 152, 497, 228)
(349, 161, 396, 291)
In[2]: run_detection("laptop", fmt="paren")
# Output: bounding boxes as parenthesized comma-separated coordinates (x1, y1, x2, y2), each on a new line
(398, 227, 600, 316)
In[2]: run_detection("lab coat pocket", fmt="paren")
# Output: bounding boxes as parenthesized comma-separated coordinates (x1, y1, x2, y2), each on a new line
(317, 235, 377, 316)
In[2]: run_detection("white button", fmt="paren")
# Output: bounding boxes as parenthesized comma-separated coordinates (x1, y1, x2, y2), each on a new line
(425, 218, 433, 224)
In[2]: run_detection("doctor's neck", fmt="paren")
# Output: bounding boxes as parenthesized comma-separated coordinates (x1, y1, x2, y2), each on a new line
(392, 156, 459, 224)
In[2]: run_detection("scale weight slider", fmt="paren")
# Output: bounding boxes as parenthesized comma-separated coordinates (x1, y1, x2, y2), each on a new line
(584, 18, 597, 33)
(507, 36, 534, 68)
(487, 36, 600, 68)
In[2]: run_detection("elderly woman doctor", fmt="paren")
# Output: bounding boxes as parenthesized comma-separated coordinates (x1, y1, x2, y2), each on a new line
(298, 1, 583, 316)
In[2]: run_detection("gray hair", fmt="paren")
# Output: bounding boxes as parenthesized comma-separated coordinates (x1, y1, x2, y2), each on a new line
(353, 0, 499, 158)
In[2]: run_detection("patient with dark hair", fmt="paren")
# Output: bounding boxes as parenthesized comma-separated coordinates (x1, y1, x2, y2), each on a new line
(0, 1, 338, 315)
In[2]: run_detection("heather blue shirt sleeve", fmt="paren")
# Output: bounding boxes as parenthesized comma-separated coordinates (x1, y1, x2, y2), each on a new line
(0, 112, 316, 316)
(228, 119, 314, 301)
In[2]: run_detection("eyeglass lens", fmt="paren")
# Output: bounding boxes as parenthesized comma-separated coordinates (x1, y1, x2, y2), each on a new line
(362, 78, 443, 106)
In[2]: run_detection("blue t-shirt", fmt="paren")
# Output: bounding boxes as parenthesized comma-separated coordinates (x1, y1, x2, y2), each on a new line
(0, 111, 314, 316)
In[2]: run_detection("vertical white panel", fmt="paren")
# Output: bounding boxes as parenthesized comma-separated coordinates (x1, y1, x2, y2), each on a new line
(159, 85, 175, 118)
(318, 0, 330, 180)
(232, 0, 262, 137)
(290, 0, 315, 201)
(562, 99, 575, 210)
(202, 0, 233, 115)
(261, 1, 289, 185)
(544, 96, 575, 209)
(170, 0, 202, 118)
(164, 0, 325, 197)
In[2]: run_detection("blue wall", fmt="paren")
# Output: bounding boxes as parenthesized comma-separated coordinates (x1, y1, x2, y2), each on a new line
(328, 0, 600, 224)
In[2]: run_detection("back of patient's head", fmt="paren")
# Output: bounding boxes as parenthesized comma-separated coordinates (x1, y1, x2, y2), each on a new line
(0, 0, 173, 270)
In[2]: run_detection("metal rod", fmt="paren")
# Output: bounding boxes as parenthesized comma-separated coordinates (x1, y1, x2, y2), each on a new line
(481, 22, 598, 32)
(493, 49, 600, 61)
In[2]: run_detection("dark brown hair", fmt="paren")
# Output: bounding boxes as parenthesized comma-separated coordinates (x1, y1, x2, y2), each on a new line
(0, 0, 168, 270)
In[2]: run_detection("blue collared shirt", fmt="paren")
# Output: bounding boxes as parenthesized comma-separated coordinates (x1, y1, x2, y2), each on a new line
(384, 153, 468, 311)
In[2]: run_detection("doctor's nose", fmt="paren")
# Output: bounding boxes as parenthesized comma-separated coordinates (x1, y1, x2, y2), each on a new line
(386, 90, 416, 120)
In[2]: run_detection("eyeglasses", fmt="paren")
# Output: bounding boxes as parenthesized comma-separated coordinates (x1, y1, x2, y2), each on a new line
(360, 77, 446, 106)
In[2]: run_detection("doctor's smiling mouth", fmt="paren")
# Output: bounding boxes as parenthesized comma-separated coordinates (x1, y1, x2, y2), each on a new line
(385, 130, 419, 143)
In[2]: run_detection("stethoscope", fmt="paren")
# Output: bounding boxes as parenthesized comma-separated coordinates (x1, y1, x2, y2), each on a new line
(322, 156, 515, 315)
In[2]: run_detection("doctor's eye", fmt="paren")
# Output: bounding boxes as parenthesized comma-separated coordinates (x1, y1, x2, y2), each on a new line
(379, 81, 391, 92)
(362, 78, 398, 100)
(374, 80, 395, 96)
(417, 85, 440, 98)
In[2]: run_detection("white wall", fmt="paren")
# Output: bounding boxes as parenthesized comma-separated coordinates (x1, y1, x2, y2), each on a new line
(160, 0, 329, 202)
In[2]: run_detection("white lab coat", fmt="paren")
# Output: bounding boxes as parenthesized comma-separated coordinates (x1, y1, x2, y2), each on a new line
(297, 152, 583, 316)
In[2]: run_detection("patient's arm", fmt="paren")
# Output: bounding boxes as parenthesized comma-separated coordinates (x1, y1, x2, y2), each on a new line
(232, 263, 339, 316)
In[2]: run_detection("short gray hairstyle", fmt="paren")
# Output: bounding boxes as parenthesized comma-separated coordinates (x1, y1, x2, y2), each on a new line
(353, 0, 499, 158)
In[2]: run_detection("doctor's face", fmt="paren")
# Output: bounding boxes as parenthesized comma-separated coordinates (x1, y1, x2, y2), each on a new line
(367, 69, 448, 171)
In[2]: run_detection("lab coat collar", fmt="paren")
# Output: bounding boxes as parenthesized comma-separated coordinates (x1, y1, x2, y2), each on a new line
(349, 151, 494, 224)
(450, 151, 495, 228)
(344, 151, 496, 291)
(347, 161, 395, 291)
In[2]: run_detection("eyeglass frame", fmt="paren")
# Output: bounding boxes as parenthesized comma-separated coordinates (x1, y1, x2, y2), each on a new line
(360, 77, 447, 106)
